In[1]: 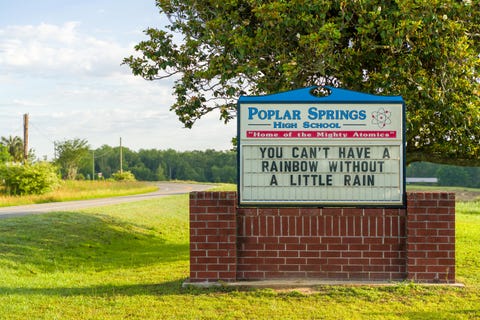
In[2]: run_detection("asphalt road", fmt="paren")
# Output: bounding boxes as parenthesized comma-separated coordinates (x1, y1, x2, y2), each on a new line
(0, 182, 214, 219)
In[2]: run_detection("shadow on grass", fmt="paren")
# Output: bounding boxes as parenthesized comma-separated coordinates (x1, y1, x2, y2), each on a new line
(0, 280, 238, 297)
(0, 211, 189, 273)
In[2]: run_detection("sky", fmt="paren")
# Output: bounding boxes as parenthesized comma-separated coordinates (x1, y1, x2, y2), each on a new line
(0, 0, 236, 160)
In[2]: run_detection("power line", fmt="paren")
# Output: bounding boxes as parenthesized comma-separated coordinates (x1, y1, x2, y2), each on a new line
(29, 120, 56, 145)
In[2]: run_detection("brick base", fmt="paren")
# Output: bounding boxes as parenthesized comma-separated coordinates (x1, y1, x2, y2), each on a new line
(189, 192, 455, 284)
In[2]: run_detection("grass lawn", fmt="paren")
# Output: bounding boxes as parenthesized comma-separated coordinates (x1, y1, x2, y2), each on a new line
(0, 194, 478, 319)
(0, 180, 158, 207)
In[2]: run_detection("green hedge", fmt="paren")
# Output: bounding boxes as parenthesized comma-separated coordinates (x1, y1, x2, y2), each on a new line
(0, 162, 61, 195)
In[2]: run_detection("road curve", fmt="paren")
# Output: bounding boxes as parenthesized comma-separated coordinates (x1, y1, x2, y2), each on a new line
(0, 182, 214, 219)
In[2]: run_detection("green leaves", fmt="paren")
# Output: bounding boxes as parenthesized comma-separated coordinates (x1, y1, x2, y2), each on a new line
(0, 162, 60, 195)
(125, 0, 480, 165)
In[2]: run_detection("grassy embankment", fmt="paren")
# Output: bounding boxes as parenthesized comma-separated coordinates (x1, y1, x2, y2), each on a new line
(0, 180, 158, 207)
(0, 185, 478, 319)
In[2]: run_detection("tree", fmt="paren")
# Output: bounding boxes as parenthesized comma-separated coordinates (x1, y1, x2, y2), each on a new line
(0, 145, 12, 164)
(55, 138, 90, 180)
(124, 0, 480, 165)
(437, 165, 470, 187)
(1, 135, 24, 162)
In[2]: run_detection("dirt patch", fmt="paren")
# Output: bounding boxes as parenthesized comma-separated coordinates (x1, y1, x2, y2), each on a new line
(452, 190, 480, 202)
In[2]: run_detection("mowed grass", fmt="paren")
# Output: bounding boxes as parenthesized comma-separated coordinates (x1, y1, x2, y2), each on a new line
(0, 180, 158, 207)
(0, 195, 478, 319)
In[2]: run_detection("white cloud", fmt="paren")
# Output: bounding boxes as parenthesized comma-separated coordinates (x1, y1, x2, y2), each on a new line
(0, 22, 127, 77)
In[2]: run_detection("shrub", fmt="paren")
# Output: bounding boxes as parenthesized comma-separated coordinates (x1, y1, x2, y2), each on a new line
(0, 162, 61, 195)
(111, 170, 136, 181)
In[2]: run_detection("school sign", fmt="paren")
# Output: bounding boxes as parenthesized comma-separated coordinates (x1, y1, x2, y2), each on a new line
(237, 86, 406, 206)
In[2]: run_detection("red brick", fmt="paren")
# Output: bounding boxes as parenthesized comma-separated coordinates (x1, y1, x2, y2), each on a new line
(195, 214, 219, 221)
(408, 221, 427, 229)
(279, 250, 299, 258)
(264, 257, 285, 265)
(342, 208, 363, 216)
(285, 258, 306, 265)
(344, 216, 354, 236)
(258, 237, 281, 245)
(217, 213, 235, 221)
(261, 264, 282, 272)
(300, 236, 321, 244)
(190, 206, 207, 214)
(207, 250, 230, 257)
(299, 208, 320, 216)
(416, 258, 440, 266)
(325, 216, 333, 236)
(238, 208, 258, 216)
(427, 207, 451, 214)
(218, 272, 236, 280)
(364, 237, 383, 244)
(266, 216, 275, 236)
(363, 251, 384, 258)
(264, 243, 285, 250)
(412, 243, 436, 251)
(286, 244, 306, 251)
(306, 244, 328, 251)
(321, 237, 340, 244)
(257, 250, 278, 258)
(341, 237, 363, 244)
(190, 235, 207, 243)
(406, 265, 427, 273)
(196, 257, 218, 265)
(426, 265, 451, 273)
(427, 251, 449, 259)
(322, 264, 342, 272)
(195, 243, 218, 250)
(323, 251, 341, 258)
(414, 229, 439, 237)
(310, 216, 318, 236)
(349, 244, 369, 251)
(343, 265, 364, 272)
(237, 271, 263, 279)
(300, 251, 320, 258)
(306, 258, 328, 265)
(256, 208, 277, 216)
(240, 257, 264, 265)
(341, 251, 362, 258)
(279, 236, 300, 244)
(299, 264, 321, 271)
(196, 272, 220, 280)
(438, 258, 455, 265)
(279, 264, 300, 272)
(207, 264, 230, 271)
(190, 264, 207, 272)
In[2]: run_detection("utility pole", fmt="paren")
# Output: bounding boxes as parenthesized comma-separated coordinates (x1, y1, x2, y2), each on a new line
(23, 113, 29, 164)
(119, 137, 123, 174)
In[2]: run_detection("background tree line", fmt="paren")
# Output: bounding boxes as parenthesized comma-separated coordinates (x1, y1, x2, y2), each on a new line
(407, 162, 480, 188)
(77, 146, 237, 183)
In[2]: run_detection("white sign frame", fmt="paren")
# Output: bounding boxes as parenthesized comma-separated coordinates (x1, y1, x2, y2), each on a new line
(237, 86, 406, 207)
